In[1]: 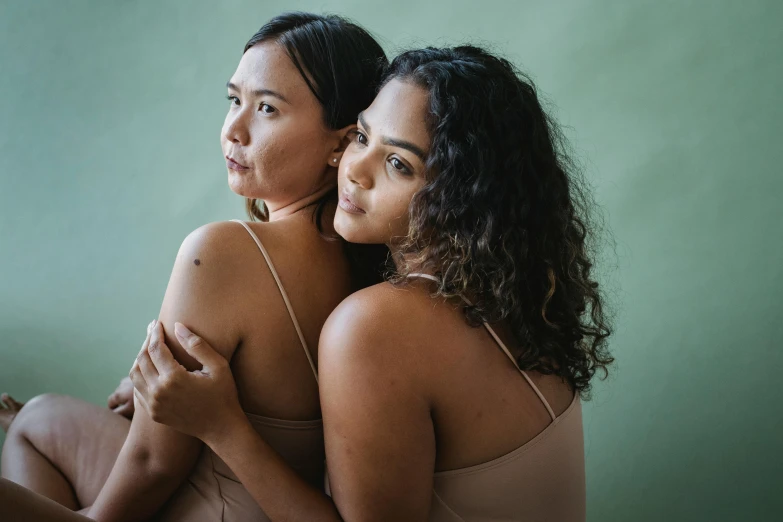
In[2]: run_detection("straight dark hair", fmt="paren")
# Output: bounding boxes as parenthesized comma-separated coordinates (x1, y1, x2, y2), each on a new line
(242, 12, 387, 224)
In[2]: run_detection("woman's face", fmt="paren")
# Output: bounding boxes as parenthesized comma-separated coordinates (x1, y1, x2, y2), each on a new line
(222, 42, 338, 210)
(334, 79, 430, 245)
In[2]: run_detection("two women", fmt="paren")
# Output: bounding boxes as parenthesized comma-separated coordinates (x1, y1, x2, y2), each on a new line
(1, 12, 612, 522)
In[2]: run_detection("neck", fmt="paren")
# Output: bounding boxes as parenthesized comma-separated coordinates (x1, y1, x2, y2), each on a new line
(389, 246, 434, 275)
(389, 246, 406, 271)
(267, 181, 337, 222)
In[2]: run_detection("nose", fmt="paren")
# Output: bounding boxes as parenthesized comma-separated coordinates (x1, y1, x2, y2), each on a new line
(222, 108, 250, 146)
(344, 153, 374, 190)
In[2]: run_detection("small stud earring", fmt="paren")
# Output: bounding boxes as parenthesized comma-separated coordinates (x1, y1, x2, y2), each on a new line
(332, 158, 338, 164)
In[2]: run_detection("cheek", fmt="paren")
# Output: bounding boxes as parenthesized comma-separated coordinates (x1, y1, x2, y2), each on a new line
(234, 129, 293, 195)
(383, 199, 413, 239)
(261, 121, 330, 179)
(364, 186, 417, 244)
(384, 183, 416, 218)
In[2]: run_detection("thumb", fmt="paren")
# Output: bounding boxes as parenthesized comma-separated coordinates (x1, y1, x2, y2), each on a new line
(174, 323, 226, 370)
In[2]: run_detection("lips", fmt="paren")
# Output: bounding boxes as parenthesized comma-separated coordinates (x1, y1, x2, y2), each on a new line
(225, 156, 249, 170)
(338, 190, 366, 214)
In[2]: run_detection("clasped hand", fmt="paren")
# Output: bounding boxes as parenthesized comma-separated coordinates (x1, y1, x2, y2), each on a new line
(128, 320, 244, 444)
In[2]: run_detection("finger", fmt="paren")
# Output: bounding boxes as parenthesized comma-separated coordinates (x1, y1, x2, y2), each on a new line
(0, 393, 22, 410)
(112, 401, 134, 419)
(107, 392, 120, 409)
(174, 323, 227, 370)
(133, 388, 151, 417)
(134, 323, 154, 366)
(146, 323, 183, 375)
(137, 349, 159, 384)
(129, 362, 148, 400)
(148, 319, 162, 350)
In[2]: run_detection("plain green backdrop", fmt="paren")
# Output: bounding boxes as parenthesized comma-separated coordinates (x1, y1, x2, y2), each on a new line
(1, 1, 781, 520)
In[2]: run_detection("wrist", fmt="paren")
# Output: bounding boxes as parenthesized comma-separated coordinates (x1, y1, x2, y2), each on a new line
(202, 406, 251, 449)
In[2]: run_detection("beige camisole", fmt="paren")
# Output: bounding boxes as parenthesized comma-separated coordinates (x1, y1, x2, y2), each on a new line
(410, 273, 587, 522)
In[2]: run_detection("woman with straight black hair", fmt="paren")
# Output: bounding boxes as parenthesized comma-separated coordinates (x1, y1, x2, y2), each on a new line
(0, 12, 387, 522)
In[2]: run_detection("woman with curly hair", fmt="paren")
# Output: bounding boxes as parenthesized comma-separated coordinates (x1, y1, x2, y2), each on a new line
(1, 45, 612, 521)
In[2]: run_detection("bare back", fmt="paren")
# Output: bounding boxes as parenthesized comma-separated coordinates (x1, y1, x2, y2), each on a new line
(419, 291, 575, 472)
(359, 281, 575, 471)
(225, 209, 352, 420)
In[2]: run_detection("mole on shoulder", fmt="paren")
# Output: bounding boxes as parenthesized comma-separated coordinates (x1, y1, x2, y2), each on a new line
(194, 259, 201, 266)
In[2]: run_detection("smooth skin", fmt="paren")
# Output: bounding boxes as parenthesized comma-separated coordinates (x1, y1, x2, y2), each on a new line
(1, 41, 356, 520)
(128, 80, 576, 522)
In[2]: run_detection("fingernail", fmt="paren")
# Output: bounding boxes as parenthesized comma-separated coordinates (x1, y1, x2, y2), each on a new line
(174, 322, 192, 341)
(147, 319, 157, 334)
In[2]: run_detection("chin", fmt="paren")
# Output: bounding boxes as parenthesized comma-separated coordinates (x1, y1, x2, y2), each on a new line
(227, 172, 243, 195)
(333, 210, 372, 244)
(227, 173, 257, 198)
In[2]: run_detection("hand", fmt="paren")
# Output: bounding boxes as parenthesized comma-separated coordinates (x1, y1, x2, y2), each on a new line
(107, 376, 135, 418)
(129, 320, 245, 444)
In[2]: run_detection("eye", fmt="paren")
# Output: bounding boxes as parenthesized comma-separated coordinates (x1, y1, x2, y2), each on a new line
(226, 95, 240, 106)
(389, 157, 412, 175)
(352, 130, 368, 146)
(260, 103, 276, 114)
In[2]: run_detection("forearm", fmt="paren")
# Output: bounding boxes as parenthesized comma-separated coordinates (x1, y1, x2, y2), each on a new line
(88, 400, 202, 522)
(206, 416, 343, 522)
(0, 478, 91, 522)
(88, 444, 187, 522)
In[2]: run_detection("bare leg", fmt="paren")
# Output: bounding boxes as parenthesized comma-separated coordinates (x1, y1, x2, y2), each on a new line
(0, 393, 25, 432)
(0, 477, 91, 522)
(1, 394, 130, 510)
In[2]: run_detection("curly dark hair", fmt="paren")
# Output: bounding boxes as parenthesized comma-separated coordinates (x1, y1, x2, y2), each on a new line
(384, 46, 613, 396)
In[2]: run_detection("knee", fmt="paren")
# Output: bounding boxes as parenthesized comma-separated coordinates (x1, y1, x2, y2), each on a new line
(23, 393, 65, 410)
(7, 394, 67, 438)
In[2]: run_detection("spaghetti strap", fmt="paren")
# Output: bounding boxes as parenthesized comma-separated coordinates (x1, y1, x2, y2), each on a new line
(407, 272, 557, 421)
(232, 220, 318, 383)
(480, 322, 556, 421)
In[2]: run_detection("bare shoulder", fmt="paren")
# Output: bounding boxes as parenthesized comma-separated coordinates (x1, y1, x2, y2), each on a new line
(177, 221, 247, 266)
(178, 220, 260, 259)
(153, 222, 260, 369)
(174, 220, 293, 277)
(322, 282, 433, 339)
(318, 282, 449, 381)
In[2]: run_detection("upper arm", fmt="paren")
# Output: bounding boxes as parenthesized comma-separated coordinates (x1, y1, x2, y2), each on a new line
(92, 223, 249, 520)
(131, 221, 246, 469)
(319, 292, 436, 522)
(156, 221, 245, 369)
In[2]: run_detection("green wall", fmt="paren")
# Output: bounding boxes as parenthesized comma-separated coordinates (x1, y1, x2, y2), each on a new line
(1, 1, 781, 520)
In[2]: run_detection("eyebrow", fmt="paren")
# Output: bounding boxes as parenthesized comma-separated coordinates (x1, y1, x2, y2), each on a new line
(226, 81, 289, 104)
(358, 111, 428, 162)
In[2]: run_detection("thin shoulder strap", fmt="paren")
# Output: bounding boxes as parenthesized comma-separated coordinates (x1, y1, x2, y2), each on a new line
(407, 273, 556, 421)
(232, 220, 318, 383)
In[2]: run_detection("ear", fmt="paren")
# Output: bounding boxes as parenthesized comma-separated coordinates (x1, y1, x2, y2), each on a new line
(326, 123, 357, 167)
